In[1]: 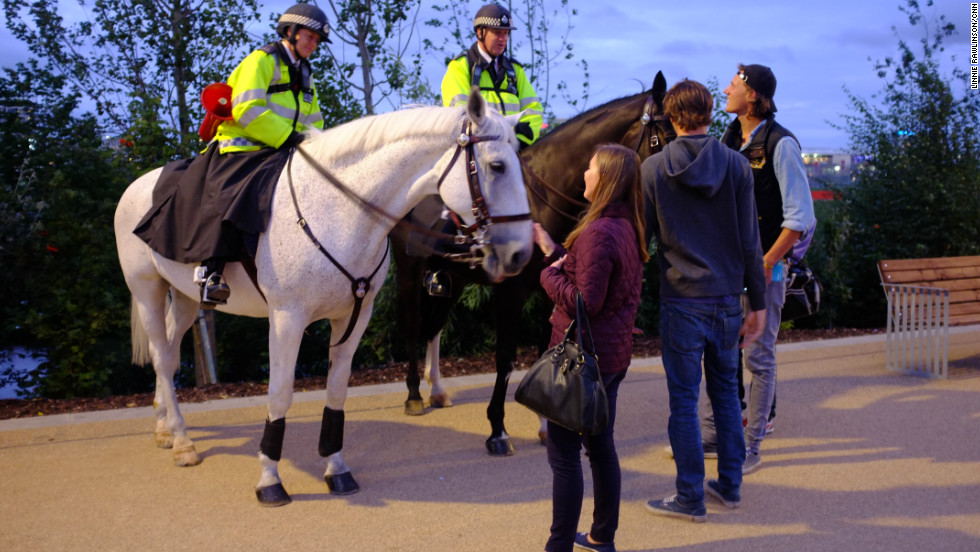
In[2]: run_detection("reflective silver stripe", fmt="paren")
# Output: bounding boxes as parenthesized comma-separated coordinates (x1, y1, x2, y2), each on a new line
(237, 105, 266, 128)
(267, 102, 298, 120)
(303, 111, 323, 127)
(500, 101, 521, 113)
(234, 89, 266, 105)
(449, 93, 469, 107)
(519, 96, 541, 109)
(219, 137, 263, 149)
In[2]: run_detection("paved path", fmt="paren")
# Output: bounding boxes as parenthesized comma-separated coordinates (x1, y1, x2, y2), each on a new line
(1, 329, 978, 552)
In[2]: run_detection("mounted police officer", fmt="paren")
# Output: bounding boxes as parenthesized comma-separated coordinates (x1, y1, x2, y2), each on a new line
(441, 3, 543, 150)
(134, 3, 331, 306)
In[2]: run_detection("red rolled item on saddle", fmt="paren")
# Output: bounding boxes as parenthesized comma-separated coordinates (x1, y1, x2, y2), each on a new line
(198, 83, 234, 142)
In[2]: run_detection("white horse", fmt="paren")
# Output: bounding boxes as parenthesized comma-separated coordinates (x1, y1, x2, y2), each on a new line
(113, 90, 533, 506)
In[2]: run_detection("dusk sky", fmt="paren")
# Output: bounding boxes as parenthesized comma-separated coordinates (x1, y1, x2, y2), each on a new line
(1, 0, 971, 151)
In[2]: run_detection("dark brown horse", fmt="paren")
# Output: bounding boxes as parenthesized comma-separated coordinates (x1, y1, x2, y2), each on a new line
(390, 72, 675, 455)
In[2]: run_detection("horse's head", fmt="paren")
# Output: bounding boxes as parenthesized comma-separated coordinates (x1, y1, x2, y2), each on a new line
(436, 89, 533, 282)
(631, 71, 677, 159)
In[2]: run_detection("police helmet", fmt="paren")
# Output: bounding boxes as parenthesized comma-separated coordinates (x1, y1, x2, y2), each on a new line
(277, 3, 332, 43)
(473, 4, 517, 33)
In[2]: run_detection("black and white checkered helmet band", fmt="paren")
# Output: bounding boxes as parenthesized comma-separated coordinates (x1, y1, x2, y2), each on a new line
(475, 14, 514, 29)
(280, 13, 325, 33)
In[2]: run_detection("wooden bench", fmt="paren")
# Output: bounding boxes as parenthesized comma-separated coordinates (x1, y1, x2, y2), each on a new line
(877, 256, 980, 378)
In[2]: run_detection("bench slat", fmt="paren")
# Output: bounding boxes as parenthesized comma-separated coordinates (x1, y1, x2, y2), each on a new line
(878, 256, 980, 271)
(879, 267, 980, 284)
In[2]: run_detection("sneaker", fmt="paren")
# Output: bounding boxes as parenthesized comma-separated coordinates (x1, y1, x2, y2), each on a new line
(573, 532, 616, 552)
(765, 417, 775, 435)
(645, 495, 707, 523)
(705, 479, 740, 509)
(743, 452, 762, 475)
(663, 443, 718, 459)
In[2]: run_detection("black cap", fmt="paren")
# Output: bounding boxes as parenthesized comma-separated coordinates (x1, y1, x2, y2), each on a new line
(738, 64, 777, 113)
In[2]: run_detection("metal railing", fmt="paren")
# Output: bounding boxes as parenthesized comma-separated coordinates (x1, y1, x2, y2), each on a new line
(882, 283, 949, 379)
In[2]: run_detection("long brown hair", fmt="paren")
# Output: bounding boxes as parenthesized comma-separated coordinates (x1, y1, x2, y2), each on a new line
(563, 143, 650, 262)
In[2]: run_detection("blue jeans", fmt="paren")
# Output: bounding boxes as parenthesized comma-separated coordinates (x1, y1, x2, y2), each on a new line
(741, 278, 785, 454)
(660, 298, 745, 507)
(545, 370, 626, 552)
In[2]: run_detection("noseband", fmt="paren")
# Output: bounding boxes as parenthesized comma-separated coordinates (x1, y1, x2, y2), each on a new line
(436, 122, 532, 265)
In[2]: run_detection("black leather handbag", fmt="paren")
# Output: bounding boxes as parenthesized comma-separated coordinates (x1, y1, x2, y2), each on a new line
(515, 292, 609, 435)
(782, 258, 822, 322)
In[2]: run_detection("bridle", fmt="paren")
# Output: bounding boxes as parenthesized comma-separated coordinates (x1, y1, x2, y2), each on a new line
(628, 95, 674, 154)
(436, 122, 532, 265)
(522, 92, 675, 225)
(286, 119, 529, 344)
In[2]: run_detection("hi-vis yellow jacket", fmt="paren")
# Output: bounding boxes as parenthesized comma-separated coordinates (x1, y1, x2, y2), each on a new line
(216, 42, 324, 154)
(441, 44, 543, 148)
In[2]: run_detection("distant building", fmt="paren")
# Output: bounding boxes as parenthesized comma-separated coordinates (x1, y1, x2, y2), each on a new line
(801, 151, 874, 200)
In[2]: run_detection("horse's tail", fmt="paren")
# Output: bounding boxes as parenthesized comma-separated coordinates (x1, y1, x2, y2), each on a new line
(130, 296, 152, 366)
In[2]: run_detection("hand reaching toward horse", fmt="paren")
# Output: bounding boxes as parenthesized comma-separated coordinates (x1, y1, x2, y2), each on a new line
(533, 222, 555, 256)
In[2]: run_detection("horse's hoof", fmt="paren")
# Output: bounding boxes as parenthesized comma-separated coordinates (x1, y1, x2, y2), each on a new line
(172, 445, 201, 467)
(429, 393, 453, 409)
(404, 399, 426, 416)
(255, 483, 292, 507)
(485, 436, 515, 457)
(154, 431, 174, 449)
(325, 472, 360, 495)
(538, 430, 547, 446)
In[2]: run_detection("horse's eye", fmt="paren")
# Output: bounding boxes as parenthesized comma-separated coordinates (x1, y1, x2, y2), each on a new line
(489, 161, 505, 173)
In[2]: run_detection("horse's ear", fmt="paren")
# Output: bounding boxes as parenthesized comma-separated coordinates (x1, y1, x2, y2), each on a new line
(653, 71, 667, 107)
(503, 110, 525, 129)
(467, 86, 487, 125)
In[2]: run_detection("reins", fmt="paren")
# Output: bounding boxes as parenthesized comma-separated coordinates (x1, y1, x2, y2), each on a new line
(521, 94, 672, 225)
(285, 119, 529, 344)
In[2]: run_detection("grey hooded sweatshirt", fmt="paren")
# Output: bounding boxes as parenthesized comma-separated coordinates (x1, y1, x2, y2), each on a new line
(641, 135, 767, 311)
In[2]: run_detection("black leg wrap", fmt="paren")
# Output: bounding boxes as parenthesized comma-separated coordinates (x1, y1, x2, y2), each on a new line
(259, 417, 286, 461)
(318, 407, 344, 457)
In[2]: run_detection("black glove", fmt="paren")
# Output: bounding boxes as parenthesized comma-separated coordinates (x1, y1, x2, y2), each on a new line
(515, 121, 533, 143)
(281, 130, 306, 149)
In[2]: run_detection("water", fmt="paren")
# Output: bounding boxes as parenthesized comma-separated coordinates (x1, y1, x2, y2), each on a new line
(0, 348, 41, 399)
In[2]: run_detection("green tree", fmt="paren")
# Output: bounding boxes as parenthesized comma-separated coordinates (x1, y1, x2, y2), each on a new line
(818, 0, 980, 327)
(0, 61, 140, 397)
(3, 0, 261, 161)
(321, 0, 436, 114)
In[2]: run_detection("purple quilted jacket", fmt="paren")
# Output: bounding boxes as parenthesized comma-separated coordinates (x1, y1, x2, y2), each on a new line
(540, 202, 645, 374)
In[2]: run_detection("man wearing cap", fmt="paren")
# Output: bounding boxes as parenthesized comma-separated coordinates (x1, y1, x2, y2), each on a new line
(699, 63, 815, 476)
(441, 3, 543, 150)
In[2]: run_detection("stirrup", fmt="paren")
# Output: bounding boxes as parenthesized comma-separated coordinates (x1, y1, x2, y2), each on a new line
(201, 272, 230, 306)
(423, 270, 451, 298)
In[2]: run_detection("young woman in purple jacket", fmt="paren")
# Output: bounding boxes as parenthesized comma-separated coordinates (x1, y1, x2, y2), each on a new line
(533, 143, 649, 552)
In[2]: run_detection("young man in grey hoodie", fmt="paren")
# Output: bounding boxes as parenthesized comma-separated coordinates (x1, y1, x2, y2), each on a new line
(641, 79, 767, 522)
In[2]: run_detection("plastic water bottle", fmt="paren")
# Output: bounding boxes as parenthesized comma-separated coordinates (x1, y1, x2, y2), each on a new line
(772, 259, 784, 282)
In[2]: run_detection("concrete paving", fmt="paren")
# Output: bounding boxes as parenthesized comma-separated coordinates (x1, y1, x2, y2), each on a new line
(1, 328, 978, 552)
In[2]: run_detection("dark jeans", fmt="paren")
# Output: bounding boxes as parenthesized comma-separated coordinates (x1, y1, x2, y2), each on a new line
(545, 370, 626, 552)
(660, 298, 745, 507)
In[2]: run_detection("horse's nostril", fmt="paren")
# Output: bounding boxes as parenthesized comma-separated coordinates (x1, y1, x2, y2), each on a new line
(510, 248, 529, 269)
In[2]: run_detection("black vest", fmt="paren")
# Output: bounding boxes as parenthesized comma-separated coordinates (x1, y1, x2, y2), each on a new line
(722, 117, 799, 252)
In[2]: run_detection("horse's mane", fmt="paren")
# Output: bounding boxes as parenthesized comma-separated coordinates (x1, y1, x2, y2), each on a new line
(308, 105, 465, 160)
(535, 90, 648, 146)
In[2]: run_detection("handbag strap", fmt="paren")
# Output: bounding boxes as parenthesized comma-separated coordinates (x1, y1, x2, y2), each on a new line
(574, 292, 597, 357)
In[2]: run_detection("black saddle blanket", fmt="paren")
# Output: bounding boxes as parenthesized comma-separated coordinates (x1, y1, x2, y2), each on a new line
(133, 143, 290, 263)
